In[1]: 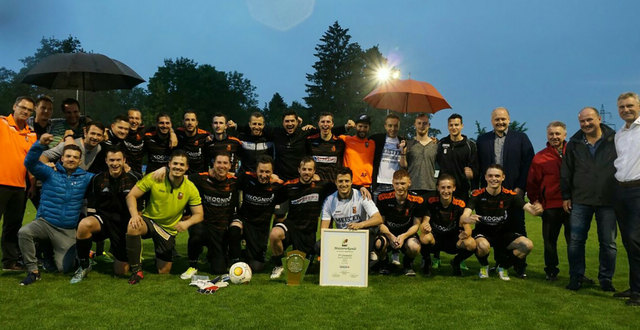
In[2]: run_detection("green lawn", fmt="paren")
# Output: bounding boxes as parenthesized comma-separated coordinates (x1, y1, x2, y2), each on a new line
(1, 203, 638, 329)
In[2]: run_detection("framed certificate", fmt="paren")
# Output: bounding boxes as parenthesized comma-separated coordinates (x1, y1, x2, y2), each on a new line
(319, 229, 369, 287)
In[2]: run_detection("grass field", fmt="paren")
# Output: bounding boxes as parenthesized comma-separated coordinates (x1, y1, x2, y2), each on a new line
(1, 202, 639, 329)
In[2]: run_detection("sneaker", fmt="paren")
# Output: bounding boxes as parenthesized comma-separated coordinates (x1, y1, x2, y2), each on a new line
(581, 275, 595, 285)
(369, 251, 378, 262)
(614, 289, 633, 299)
(20, 272, 41, 286)
(478, 266, 489, 279)
(128, 271, 144, 285)
(391, 252, 401, 266)
(459, 261, 469, 271)
(379, 267, 391, 275)
(70, 265, 92, 284)
(180, 267, 198, 280)
(270, 266, 284, 279)
(600, 280, 616, 292)
(566, 276, 582, 291)
(404, 268, 416, 276)
(497, 267, 510, 281)
(431, 258, 441, 270)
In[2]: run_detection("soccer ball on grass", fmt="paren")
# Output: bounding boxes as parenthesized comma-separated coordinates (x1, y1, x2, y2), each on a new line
(229, 262, 252, 284)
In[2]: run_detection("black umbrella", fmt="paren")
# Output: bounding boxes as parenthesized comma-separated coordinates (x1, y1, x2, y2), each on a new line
(21, 52, 145, 91)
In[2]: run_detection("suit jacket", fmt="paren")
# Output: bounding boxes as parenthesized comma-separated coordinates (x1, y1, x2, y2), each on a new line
(476, 129, 534, 191)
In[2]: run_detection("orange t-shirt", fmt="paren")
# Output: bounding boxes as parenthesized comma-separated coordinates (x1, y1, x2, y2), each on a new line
(339, 135, 375, 187)
(0, 114, 37, 188)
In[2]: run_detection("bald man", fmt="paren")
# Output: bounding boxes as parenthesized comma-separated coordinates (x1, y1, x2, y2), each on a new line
(476, 107, 534, 278)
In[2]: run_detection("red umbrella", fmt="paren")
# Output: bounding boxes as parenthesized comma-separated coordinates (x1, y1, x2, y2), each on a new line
(363, 78, 451, 114)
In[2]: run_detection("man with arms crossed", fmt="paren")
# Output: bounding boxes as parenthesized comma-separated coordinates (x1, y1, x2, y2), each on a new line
(125, 150, 203, 284)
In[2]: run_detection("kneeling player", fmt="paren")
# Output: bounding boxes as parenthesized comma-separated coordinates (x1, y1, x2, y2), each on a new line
(419, 174, 476, 276)
(125, 150, 204, 284)
(462, 164, 542, 280)
(181, 152, 239, 278)
(71, 148, 141, 283)
(319, 167, 381, 254)
(375, 169, 425, 276)
(268, 157, 334, 279)
(231, 156, 283, 272)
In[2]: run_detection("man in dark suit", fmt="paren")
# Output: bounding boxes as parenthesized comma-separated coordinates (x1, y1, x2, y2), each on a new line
(476, 107, 534, 277)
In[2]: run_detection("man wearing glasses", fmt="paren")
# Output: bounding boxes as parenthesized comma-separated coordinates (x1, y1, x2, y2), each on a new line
(0, 96, 38, 271)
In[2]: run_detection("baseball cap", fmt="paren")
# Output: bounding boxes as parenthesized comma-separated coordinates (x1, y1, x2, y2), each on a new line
(355, 114, 371, 124)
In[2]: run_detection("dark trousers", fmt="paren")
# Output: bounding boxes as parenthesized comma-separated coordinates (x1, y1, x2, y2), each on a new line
(0, 185, 26, 267)
(541, 208, 570, 276)
(616, 185, 640, 293)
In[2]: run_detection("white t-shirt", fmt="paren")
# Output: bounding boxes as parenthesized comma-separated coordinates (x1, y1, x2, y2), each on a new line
(376, 136, 401, 184)
(321, 188, 379, 229)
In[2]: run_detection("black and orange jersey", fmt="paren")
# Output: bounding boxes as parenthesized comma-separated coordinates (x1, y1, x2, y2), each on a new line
(237, 172, 284, 225)
(189, 172, 239, 231)
(144, 128, 172, 174)
(377, 191, 426, 236)
(276, 179, 335, 233)
(124, 129, 145, 174)
(205, 135, 242, 173)
(176, 127, 210, 174)
(425, 196, 466, 234)
(306, 133, 345, 182)
(86, 171, 142, 225)
(468, 187, 525, 232)
(339, 135, 375, 187)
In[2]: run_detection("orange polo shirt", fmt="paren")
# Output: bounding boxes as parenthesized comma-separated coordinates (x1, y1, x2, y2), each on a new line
(339, 135, 375, 187)
(0, 114, 37, 188)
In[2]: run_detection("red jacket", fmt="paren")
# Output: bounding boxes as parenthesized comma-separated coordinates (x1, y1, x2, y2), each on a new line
(526, 142, 566, 209)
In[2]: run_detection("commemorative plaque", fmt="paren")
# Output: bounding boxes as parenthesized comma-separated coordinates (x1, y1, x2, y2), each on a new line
(319, 229, 369, 287)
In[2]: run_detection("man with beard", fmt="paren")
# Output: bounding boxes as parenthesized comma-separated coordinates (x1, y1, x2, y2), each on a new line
(306, 112, 346, 183)
(40, 121, 106, 171)
(268, 157, 335, 279)
(124, 109, 146, 174)
(272, 111, 315, 181)
(371, 114, 407, 199)
(144, 113, 178, 174)
(339, 114, 375, 189)
(49, 98, 91, 147)
(19, 134, 94, 284)
(176, 111, 210, 174)
(234, 112, 274, 173)
(125, 150, 203, 284)
(206, 113, 242, 173)
(232, 155, 283, 271)
(69, 148, 142, 283)
(89, 116, 131, 174)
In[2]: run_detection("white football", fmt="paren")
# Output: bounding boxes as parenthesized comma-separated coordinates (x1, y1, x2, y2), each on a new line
(229, 262, 252, 284)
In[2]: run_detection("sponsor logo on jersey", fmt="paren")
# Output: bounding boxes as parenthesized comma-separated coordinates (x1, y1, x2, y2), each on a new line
(203, 192, 233, 206)
(290, 193, 319, 205)
(312, 155, 338, 164)
(244, 193, 274, 205)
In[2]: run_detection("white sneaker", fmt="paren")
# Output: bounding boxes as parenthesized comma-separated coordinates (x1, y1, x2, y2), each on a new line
(270, 266, 284, 279)
(180, 267, 198, 280)
(391, 252, 401, 266)
(497, 267, 510, 281)
(478, 265, 489, 279)
(369, 251, 378, 262)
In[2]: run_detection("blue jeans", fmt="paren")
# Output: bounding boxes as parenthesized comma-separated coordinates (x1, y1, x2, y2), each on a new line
(567, 203, 617, 282)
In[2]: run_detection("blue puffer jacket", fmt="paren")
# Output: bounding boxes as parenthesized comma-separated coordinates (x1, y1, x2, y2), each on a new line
(24, 141, 94, 229)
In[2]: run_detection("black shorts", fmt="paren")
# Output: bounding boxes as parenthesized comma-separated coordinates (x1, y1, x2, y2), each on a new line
(243, 220, 270, 263)
(188, 222, 228, 274)
(379, 233, 419, 255)
(432, 230, 461, 255)
(141, 216, 176, 262)
(472, 228, 522, 250)
(91, 213, 128, 262)
(275, 222, 316, 256)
